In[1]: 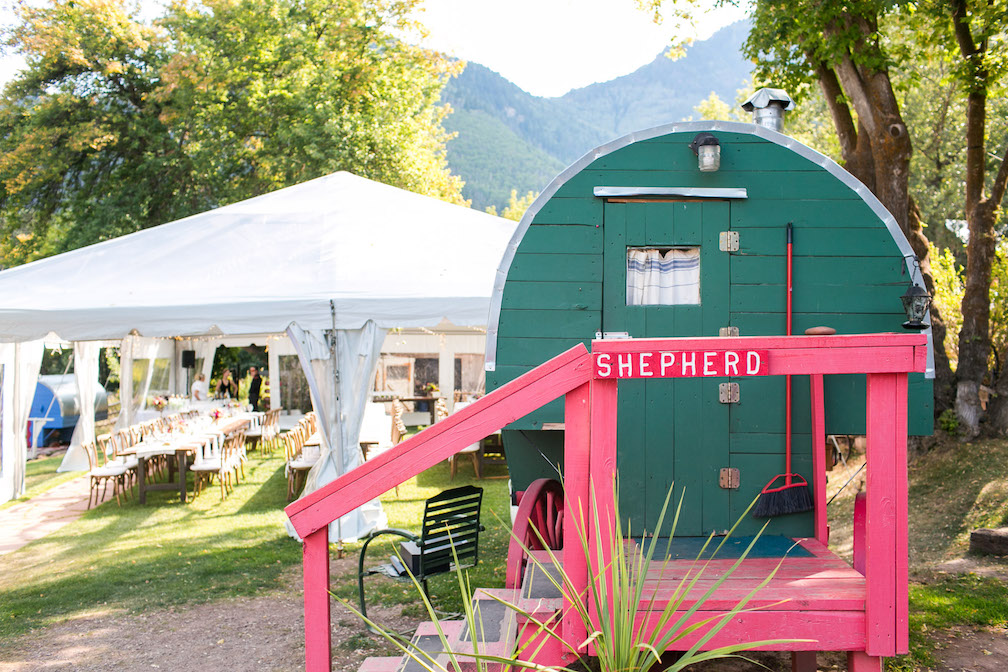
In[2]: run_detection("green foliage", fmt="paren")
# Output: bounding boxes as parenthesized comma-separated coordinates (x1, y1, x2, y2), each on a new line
(485, 189, 537, 222)
(444, 107, 563, 211)
(931, 244, 966, 370)
(0, 0, 464, 265)
(937, 408, 960, 435)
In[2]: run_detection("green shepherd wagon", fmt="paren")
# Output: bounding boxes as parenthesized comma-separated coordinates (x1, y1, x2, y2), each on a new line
(486, 100, 933, 541)
(287, 90, 933, 672)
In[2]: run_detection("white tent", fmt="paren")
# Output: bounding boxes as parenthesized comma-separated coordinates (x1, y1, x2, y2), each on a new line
(0, 172, 517, 539)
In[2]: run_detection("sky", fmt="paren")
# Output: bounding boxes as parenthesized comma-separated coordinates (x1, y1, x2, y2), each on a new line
(415, 0, 749, 97)
(0, 0, 748, 96)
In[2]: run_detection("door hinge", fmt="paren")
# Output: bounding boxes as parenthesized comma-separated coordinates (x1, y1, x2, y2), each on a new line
(719, 326, 739, 338)
(719, 467, 740, 490)
(719, 231, 739, 252)
(719, 382, 740, 403)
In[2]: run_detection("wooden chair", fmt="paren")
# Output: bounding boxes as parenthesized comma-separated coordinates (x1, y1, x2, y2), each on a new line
(191, 430, 244, 500)
(284, 427, 317, 500)
(83, 441, 130, 508)
(356, 485, 484, 620)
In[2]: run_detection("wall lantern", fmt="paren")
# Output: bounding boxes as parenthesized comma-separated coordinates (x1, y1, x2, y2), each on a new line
(689, 132, 721, 172)
(741, 88, 795, 133)
(901, 281, 932, 330)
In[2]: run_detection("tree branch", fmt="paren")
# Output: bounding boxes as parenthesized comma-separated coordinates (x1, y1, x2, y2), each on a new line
(812, 57, 857, 155)
(989, 144, 1008, 208)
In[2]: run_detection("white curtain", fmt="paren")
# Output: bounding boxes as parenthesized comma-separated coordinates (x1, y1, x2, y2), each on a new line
(60, 342, 100, 472)
(626, 248, 700, 306)
(196, 339, 218, 388)
(285, 320, 387, 542)
(116, 335, 160, 428)
(0, 340, 45, 502)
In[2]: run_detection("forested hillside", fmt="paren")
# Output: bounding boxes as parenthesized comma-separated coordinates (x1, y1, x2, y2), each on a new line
(442, 22, 751, 210)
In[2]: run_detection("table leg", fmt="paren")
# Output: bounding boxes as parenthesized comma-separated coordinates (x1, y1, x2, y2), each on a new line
(176, 449, 188, 503)
(138, 456, 148, 505)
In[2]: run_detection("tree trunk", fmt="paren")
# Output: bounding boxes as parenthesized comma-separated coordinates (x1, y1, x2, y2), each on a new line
(951, 0, 993, 436)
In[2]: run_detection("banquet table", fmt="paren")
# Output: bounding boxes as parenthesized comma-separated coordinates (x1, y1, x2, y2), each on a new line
(122, 416, 252, 504)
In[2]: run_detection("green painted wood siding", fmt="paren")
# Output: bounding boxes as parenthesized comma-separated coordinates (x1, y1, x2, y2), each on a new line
(489, 129, 934, 534)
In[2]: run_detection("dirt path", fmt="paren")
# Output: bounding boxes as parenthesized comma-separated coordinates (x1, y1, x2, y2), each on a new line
(0, 554, 1000, 672)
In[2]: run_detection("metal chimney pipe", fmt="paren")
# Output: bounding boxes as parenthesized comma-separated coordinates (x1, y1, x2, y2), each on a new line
(741, 88, 795, 133)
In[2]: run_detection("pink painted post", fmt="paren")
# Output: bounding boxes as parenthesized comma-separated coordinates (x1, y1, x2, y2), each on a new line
(303, 526, 331, 672)
(562, 383, 591, 662)
(588, 378, 618, 653)
(847, 650, 882, 672)
(864, 372, 909, 657)
(809, 374, 828, 544)
(853, 492, 866, 576)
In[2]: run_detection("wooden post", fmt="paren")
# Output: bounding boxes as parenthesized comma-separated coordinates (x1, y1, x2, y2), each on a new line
(864, 372, 908, 657)
(810, 374, 827, 544)
(588, 378, 618, 654)
(562, 383, 590, 662)
(303, 526, 331, 672)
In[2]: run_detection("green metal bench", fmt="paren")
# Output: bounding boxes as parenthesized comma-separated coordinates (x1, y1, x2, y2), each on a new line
(357, 485, 484, 619)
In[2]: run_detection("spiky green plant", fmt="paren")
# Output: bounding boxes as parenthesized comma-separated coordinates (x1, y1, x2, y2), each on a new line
(338, 476, 804, 672)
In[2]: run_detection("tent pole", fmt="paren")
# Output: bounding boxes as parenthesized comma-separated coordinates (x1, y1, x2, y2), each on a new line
(330, 299, 344, 558)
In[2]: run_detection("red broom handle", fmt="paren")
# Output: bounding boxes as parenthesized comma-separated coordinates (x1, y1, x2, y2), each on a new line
(785, 223, 793, 484)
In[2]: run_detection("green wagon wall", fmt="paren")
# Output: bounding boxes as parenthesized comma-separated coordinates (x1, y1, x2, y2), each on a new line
(487, 128, 933, 537)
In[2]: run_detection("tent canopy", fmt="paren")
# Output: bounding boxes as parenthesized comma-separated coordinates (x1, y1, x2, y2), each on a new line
(0, 172, 516, 341)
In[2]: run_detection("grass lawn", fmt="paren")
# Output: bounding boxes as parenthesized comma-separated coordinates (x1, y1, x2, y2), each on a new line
(0, 453, 83, 511)
(827, 436, 1008, 671)
(0, 448, 510, 640)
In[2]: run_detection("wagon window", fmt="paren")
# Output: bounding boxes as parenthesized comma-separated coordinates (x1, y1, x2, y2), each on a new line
(626, 247, 700, 305)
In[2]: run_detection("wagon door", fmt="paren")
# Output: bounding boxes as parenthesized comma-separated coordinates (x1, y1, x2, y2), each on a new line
(602, 200, 731, 536)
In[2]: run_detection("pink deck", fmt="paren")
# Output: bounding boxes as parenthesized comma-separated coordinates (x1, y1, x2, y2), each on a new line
(285, 333, 926, 671)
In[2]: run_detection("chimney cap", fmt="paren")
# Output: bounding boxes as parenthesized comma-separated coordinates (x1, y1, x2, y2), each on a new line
(741, 88, 795, 112)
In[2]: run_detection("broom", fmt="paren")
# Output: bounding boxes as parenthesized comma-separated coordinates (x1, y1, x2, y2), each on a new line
(754, 223, 814, 517)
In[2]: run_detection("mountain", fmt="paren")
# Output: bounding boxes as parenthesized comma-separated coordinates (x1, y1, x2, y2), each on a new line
(441, 21, 752, 211)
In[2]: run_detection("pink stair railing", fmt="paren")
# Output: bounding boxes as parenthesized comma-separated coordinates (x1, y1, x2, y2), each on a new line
(285, 333, 927, 672)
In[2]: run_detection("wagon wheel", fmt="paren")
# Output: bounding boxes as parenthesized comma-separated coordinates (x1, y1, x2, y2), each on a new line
(505, 478, 564, 589)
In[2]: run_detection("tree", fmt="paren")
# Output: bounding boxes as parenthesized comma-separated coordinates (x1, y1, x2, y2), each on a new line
(485, 189, 537, 221)
(0, 0, 465, 265)
(928, 2, 1008, 436)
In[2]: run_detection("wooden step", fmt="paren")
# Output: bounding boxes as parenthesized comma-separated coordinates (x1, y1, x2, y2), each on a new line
(399, 623, 462, 672)
(451, 588, 520, 672)
(358, 656, 401, 672)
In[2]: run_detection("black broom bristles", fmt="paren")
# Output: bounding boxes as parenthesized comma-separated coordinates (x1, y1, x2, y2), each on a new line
(753, 482, 814, 518)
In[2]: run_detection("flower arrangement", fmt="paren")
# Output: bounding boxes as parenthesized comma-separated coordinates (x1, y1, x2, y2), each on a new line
(211, 408, 222, 420)
(150, 396, 168, 412)
(422, 382, 439, 394)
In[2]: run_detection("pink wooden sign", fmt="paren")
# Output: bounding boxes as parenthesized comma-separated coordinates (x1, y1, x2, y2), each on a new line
(593, 349, 769, 379)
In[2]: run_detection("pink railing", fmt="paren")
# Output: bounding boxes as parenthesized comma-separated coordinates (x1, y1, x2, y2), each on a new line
(286, 333, 927, 670)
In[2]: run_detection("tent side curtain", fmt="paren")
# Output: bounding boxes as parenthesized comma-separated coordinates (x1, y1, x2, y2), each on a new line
(0, 340, 45, 502)
(284, 320, 387, 542)
(61, 342, 100, 472)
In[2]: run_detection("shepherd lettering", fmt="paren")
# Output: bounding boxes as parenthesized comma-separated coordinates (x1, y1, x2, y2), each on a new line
(593, 348, 768, 379)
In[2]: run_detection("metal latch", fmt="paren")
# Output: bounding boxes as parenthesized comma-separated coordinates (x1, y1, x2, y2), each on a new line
(719, 382, 740, 403)
(719, 468, 740, 489)
(719, 231, 739, 252)
(719, 326, 739, 337)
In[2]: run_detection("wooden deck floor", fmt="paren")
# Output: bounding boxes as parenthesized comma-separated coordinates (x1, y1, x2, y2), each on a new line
(633, 537, 868, 651)
(520, 539, 870, 653)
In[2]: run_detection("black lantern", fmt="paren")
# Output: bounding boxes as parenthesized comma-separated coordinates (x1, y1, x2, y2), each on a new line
(901, 281, 931, 330)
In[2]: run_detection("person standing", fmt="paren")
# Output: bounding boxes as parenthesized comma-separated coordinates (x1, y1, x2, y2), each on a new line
(191, 373, 208, 401)
(216, 369, 237, 399)
(248, 366, 262, 411)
